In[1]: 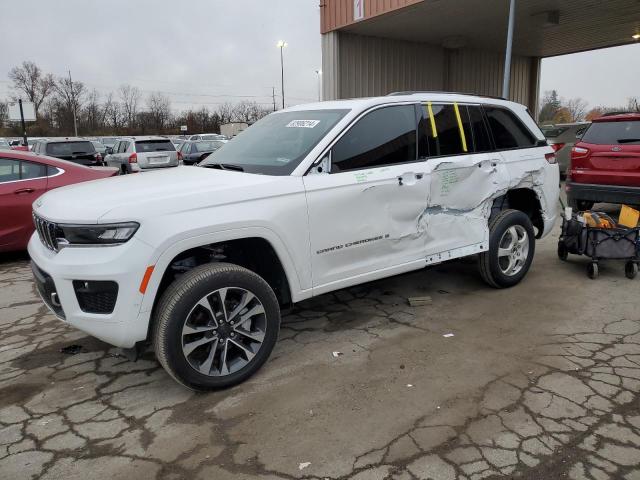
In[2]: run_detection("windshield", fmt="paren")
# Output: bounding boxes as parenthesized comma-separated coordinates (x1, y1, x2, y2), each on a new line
(200, 109, 349, 175)
(193, 141, 224, 152)
(582, 121, 640, 145)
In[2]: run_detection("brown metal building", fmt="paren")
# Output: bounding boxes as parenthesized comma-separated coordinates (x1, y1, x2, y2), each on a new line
(320, 0, 640, 115)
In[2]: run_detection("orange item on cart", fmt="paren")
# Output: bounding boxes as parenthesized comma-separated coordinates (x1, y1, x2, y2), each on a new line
(619, 205, 640, 228)
(583, 211, 616, 229)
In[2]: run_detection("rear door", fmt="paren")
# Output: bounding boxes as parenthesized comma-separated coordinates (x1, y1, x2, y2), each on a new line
(576, 119, 640, 186)
(135, 139, 178, 168)
(421, 103, 506, 257)
(0, 157, 48, 251)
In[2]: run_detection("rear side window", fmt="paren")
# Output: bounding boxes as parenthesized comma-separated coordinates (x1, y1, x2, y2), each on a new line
(332, 105, 417, 172)
(21, 161, 47, 179)
(418, 103, 473, 157)
(46, 141, 95, 156)
(135, 140, 175, 152)
(484, 106, 536, 149)
(467, 106, 493, 153)
(0, 158, 20, 183)
(582, 121, 640, 145)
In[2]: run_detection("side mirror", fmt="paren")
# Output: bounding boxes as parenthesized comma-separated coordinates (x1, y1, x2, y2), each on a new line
(106, 147, 113, 155)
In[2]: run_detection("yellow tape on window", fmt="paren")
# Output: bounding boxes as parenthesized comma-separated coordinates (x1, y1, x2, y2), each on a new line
(453, 103, 468, 152)
(426, 102, 437, 138)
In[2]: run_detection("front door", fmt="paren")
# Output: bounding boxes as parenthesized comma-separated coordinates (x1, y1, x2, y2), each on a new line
(304, 104, 429, 292)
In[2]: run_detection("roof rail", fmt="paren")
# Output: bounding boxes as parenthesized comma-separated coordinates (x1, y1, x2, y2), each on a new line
(386, 91, 507, 101)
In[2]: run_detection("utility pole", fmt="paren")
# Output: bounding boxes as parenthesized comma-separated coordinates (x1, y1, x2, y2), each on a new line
(18, 99, 27, 147)
(272, 87, 277, 112)
(68, 70, 78, 136)
(277, 41, 288, 109)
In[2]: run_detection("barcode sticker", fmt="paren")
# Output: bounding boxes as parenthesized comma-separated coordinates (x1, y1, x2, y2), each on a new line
(286, 120, 320, 128)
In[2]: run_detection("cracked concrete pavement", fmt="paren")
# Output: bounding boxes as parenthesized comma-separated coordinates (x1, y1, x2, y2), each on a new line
(2, 226, 640, 479)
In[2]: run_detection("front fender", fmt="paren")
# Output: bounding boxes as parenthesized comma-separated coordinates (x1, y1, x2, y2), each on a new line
(139, 226, 311, 314)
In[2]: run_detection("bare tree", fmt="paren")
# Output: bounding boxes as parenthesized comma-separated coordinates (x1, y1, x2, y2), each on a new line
(52, 76, 86, 135)
(628, 97, 640, 113)
(8, 61, 55, 116)
(119, 84, 141, 130)
(146, 92, 172, 131)
(83, 89, 101, 133)
(216, 102, 234, 125)
(563, 97, 588, 122)
(0, 101, 8, 127)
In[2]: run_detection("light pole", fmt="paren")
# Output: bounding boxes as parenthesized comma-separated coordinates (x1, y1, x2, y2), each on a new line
(315, 70, 322, 101)
(277, 40, 288, 109)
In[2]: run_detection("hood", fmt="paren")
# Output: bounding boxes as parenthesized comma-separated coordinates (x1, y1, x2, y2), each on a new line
(34, 166, 301, 224)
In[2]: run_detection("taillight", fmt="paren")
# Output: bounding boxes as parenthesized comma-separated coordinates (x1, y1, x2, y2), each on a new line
(551, 143, 565, 153)
(571, 146, 590, 159)
(95, 153, 102, 162)
(545, 153, 557, 164)
(128, 153, 138, 164)
(177, 151, 183, 161)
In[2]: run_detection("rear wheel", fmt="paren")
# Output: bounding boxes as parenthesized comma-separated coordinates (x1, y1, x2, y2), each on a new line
(153, 263, 280, 390)
(587, 262, 599, 279)
(479, 209, 536, 288)
(625, 261, 638, 280)
(557, 242, 568, 261)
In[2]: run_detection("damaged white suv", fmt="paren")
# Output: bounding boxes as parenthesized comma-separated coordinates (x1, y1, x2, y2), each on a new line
(29, 93, 559, 390)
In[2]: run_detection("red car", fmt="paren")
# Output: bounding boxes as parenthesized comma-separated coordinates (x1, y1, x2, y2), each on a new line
(567, 113, 640, 210)
(0, 150, 118, 252)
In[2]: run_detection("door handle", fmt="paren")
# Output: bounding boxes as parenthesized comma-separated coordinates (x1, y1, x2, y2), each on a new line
(14, 188, 35, 194)
(398, 173, 424, 186)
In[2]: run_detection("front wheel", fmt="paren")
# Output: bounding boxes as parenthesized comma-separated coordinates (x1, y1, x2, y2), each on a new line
(153, 263, 280, 390)
(479, 210, 536, 288)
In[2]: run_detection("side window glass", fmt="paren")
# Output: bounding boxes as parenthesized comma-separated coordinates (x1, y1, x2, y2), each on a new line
(21, 161, 48, 180)
(467, 106, 493, 153)
(119, 141, 129, 153)
(0, 158, 21, 183)
(418, 103, 471, 157)
(47, 166, 62, 177)
(332, 105, 417, 172)
(484, 106, 536, 149)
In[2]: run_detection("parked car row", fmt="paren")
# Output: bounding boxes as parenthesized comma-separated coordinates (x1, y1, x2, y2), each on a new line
(0, 150, 118, 252)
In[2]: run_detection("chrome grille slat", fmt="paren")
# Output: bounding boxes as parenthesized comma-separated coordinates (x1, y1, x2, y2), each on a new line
(33, 214, 60, 252)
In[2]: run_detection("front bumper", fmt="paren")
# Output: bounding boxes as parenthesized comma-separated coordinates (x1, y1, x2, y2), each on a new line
(566, 182, 640, 205)
(28, 234, 154, 348)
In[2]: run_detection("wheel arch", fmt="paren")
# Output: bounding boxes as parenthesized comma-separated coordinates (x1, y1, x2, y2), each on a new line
(140, 228, 307, 321)
(490, 188, 544, 238)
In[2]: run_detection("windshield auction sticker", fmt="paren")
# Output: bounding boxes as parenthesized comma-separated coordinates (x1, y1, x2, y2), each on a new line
(286, 120, 320, 128)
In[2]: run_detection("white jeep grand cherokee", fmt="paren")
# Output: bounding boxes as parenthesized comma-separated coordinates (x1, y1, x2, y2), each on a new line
(29, 93, 559, 390)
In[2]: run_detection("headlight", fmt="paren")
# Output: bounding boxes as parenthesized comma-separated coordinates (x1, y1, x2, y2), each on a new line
(59, 222, 140, 246)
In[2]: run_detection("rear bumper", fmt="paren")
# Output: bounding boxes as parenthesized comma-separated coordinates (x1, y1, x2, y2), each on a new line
(566, 182, 640, 205)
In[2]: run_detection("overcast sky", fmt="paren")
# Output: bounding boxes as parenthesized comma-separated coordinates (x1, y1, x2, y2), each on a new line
(0, 0, 638, 112)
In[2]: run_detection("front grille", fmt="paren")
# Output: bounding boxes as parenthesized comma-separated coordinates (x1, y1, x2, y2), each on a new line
(33, 214, 61, 252)
(31, 262, 65, 319)
(73, 281, 118, 314)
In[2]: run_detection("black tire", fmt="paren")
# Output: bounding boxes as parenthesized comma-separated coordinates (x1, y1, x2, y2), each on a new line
(587, 262, 599, 279)
(625, 262, 638, 280)
(568, 196, 594, 212)
(558, 242, 569, 261)
(479, 209, 536, 289)
(153, 263, 280, 391)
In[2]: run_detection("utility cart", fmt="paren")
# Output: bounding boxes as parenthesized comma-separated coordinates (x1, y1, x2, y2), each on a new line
(558, 215, 640, 279)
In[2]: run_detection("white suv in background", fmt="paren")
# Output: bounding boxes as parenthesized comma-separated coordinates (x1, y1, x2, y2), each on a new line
(29, 93, 559, 390)
(104, 136, 178, 174)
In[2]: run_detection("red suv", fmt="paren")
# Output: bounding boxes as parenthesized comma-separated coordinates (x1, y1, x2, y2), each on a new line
(566, 113, 640, 210)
